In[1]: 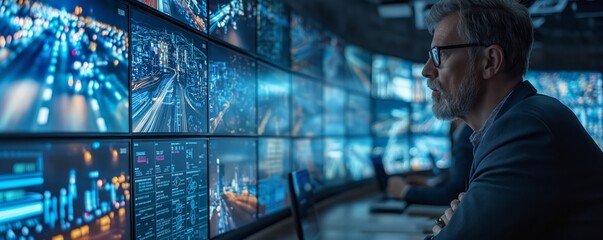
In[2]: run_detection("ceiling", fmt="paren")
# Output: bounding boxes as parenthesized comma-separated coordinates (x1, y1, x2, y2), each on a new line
(281, 0, 603, 71)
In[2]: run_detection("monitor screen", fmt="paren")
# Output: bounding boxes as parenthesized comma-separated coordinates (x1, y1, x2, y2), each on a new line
(133, 139, 208, 240)
(372, 100, 411, 137)
(257, 0, 290, 68)
(258, 138, 291, 216)
(290, 12, 322, 79)
(208, 43, 257, 135)
(323, 138, 347, 186)
(373, 137, 411, 175)
(346, 93, 371, 136)
(0, 140, 130, 239)
(289, 169, 320, 240)
(258, 63, 291, 136)
(371, 55, 413, 102)
(292, 75, 323, 137)
(209, 0, 256, 53)
(345, 45, 372, 95)
(209, 139, 257, 237)
(410, 135, 451, 171)
(322, 32, 349, 87)
(346, 137, 374, 181)
(324, 86, 346, 136)
(411, 103, 450, 136)
(137, 0, 208, 34)
(526, 70, 603, 148)
(131, 9, 209, 133)
(0, 0, 129, 133)
(292, 138, 324, 187)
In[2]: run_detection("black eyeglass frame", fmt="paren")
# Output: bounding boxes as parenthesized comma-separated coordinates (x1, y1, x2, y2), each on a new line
(429, 43, 488, 67)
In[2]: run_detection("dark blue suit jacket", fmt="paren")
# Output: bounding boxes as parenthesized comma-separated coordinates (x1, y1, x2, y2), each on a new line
(405, 124, 474, 205)
(433, 81, 603, 239)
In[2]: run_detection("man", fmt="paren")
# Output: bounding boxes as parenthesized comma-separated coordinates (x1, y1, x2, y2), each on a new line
(387, 120, 473, 206)
(418, 0, 603, 239)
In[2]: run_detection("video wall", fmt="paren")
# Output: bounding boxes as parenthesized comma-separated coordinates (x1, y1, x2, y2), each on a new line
(1, 0, 601, 239)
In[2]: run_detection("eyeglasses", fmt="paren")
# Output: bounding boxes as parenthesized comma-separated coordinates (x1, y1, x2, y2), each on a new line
(429, 43, 487, 67)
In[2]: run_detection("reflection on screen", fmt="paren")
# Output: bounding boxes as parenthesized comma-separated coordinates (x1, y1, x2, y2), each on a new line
(208, 43, 257, 135)
(131, 10, 208, 133)
(411, 103, 450, 136)
(526, 70, 603, 148)
(290, 170, 320, 240)
(372, 100, 410, 137)
(258, 63, 291, 136)
(324, 138, 346, 186)
(324, 86, 346, 136)
(209, 139, 257, 237)
(347, 138, 374, 181)
(292, 75, 323, 137)
(257, 0, 290, 67)
(410, 135, 451, 171)
(133, 140, 208, 240)
(292, 138, 324, 186)
(374, 137, 411, 175)
(209, 0, 256, 52)
(0, 0, 129, 133)
(290, 12, 322, 78)
(258, 138, 291, 216)
(138, 0, 208, 33)
(0, 141, 130, 239)
(372, 55, 413, 101)
(346, 93, 371, 135)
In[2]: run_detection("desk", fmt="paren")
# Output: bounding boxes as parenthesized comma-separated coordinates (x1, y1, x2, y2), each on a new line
(247, 185, 447, 240)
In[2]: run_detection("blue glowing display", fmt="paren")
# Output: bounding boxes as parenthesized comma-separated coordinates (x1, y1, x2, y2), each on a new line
(258, 138, 291, 216)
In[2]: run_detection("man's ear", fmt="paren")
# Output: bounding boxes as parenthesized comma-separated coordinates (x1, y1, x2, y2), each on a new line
(481, 44, 504, 79)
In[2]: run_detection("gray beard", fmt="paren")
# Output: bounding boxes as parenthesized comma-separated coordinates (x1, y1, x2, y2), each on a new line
(430, 74, 479, 120)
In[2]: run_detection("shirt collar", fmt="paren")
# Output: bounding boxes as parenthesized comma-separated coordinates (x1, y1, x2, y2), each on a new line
(469, 90, 514, 151)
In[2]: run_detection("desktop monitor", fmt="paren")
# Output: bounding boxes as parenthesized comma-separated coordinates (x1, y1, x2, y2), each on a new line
(0, 0, 129, 133)
(324, 86, 346, 136)
(208, 43, 257, 135)
(371, 55, 413, 102)
(257, 0, 290, 68)
(209, 0, 257, 53)
(372, 100, 411, 137)
(137, 0, 208, 33)
(131, 9, 209, 133)
(323, 138, 347, 186)
(292, 75, 323, 137)
(288, 169, 320, 240)
(292, 138, 324, 187)
(257, 63, 291, 136)
(209, 139, 257, 237)
(290, 12, 322, 79)
(258, 138, 291, 216)
(0, 140, 130, 239)
(347, 138, 374, 181)
(132, 139, 208, 240)
(346, 93, 371, 136)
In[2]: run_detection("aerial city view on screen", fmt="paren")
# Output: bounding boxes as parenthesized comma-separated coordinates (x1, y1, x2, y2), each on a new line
(0, 141, 131, 239)
(372, 55, 413, 102)
(209, 0, 256, 52)
(138, 0, 208, 33)
(209, 139, 257, 237)
(257, 63, 291, 136)
(290, 12, 322, 79)
(0, 0, 129, 133)
(208, 44, 257, 135)
(257, 0, 289, 67)
(258, 138, 291, 216)
(133, 140, 208, 240)
(131, 10, 209, 133)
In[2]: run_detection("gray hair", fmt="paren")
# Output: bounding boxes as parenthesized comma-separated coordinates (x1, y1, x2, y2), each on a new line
(426, 0, 533, 77)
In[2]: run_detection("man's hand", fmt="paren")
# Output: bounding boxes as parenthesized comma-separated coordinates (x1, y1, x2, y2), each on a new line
(387, 176, 408, 200)
(432, 192, 465, 236)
